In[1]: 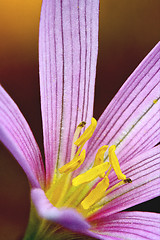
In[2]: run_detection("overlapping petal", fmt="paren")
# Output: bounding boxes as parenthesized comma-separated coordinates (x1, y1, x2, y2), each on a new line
(88, 146, 160, 219)
(31, 188, 90, 232)
(0, 85, 45, 188)
(39, 0, 99, 184)
(90, 211, 160, 240)
(85, 42, 160, 169)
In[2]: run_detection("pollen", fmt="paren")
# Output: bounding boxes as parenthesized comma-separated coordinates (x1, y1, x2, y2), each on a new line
(153, 99, 158, 104)
(74, 118, 97, 147)
(47, 118, 131, 217)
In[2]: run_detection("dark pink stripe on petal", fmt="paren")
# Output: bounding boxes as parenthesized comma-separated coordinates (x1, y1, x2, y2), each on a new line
(88, 147, 160, 219)
(90, 211, 160, 240)
(0, 86, 45, 188)
(116, 100, 160, 164)
(85, 42, 160, 169)
(39, 0, 99, 185)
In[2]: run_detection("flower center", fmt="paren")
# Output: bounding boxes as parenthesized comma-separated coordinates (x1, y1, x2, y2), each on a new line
(46, 118, 131, 217)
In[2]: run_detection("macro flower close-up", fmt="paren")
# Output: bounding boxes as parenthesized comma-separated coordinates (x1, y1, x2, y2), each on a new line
(0, 0, 160, 239)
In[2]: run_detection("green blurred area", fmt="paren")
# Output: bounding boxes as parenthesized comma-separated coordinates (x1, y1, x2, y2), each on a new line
(0, 0, 160, 239)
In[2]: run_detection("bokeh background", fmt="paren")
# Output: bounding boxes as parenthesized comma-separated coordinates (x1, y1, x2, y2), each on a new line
(0, 0, 160, 239)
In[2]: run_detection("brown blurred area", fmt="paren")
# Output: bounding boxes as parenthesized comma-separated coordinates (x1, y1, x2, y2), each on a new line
(0, 0, 160, 239)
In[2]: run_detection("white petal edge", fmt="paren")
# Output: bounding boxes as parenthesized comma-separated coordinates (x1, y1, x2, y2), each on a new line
(31, 188, 90, 233)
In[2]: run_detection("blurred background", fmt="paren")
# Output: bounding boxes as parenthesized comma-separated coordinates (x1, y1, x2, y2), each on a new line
(0, 0, 159, 239)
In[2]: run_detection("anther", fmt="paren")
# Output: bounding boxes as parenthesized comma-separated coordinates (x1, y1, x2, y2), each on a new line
(124, 178, 132, 183)
(93, 145, 108, 167)
(70, 121, 86, 160)
(153, 99, 158, 104)
(59, 149, 86, 174)
(78, 121, 86, 128)
(74, 118, 97, 147)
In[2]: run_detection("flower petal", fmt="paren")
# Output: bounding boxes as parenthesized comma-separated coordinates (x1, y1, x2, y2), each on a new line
(39, 0, 99, 184)
(31, 188, 90, 232)
(88, 146, 160, 218)
(90, 211, 160, 240)
(83, 231, 119, 240)
(0, 85, 45, 188)
(86, 42, 160, 168)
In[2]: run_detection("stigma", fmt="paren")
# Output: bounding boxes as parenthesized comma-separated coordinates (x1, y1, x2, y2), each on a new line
(47, 118, 132, 216)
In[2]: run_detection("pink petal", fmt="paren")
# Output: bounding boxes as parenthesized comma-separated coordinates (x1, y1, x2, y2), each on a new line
(39, 0, 99, 184)
(90, 211, 160, 240)
(0, 85, 45, 188)
(85, 230, 120, 240)
(86, 42, 160, 169)
(31, 188, 90, 232)
(83, 231, 120, 240)
(88, 146, 160, 219)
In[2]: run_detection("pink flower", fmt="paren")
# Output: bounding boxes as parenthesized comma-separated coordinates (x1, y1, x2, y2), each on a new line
(0, 0, 159, 239)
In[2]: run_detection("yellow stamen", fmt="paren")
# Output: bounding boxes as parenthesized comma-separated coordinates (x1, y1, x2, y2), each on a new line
(59, 149, 86, 174)
(81, 175, 109, 209)
(43, 114, 133, 223)
(93, 145, 108, 178)
(70, 121, 86, 160)
(86, 178, 132, 217)
(72, 162, 110, 187)
(74, 118, 97, 147)
(46, 170, 58, 197)
(55, 172, 72, 207)
(108, 145, 126, 180)
(93, 145, 108, 167)
(64, 184, 89, 208)
(46, 173, 69, 204)
(46, 115, 132, 221)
